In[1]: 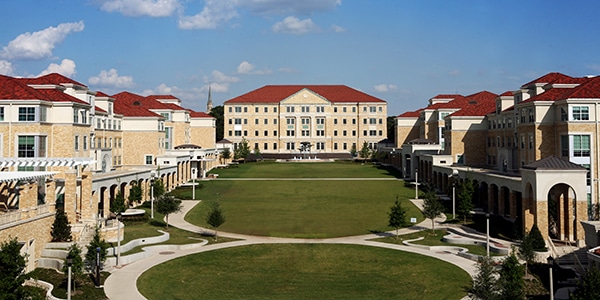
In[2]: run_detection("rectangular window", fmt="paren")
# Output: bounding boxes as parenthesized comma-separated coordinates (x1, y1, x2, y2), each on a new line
(264, 107, 268, 113)
(286, 142, 295, 150)
(274, 130, 277, 136)
(561, 135, 569, 157)
(528, 135, 533, 149)
(287, 118, 295, 125)
(334, 119, 338, 125)
(264, 130, 268, 136)
(244, 107, 248, 113)
(370, 130, 377, 136)
(573, 135, 591, 157)
(286, 106, 295, 113)
(255, 107, 259, 113)
(352, 130, 356, 136)
(18, 136, 35, 157)
(74, 136, 79, 150)
(234, 118, 242, 125)
(229, 107, 232, 113)
(363, 130, 367, 136)
(302, 130, 310, 136)
(301, 106, 310, 113)
(334, 130, 338, 136)
(572, 106, 590, 121)
(369, 118, 377, 124)
(73, 109, 79, 123)
(316, 106, 324, 113)
(235, 106, 242, 113)
(316, 130, 324, 136)
(343, 143, 347, 150)
(255, 130, 259, 136)
(244, 119, 248, 125)
(264, 119, 268, 125)
(273, 143, 277, 150)
(560, 108, 568, 121)
(334, 143, 338, 150)
(370, 107, 376, 113)
(19, 107, 36, 121)
(234, 130, 242, 136)
(255, 119, 259, 125)
(287, 130, 295, 136)
(83, 136, 87, 150)
(264, 143, 268, 150)
(0, 107, 4, 121)
(145, 155, 153, 165)
(316, 142, 324, 150)
(343, 130, 347, 136)
(352, 119, 356, 125)
(301, 118, 310, 125)
(342, 119, 347, 125)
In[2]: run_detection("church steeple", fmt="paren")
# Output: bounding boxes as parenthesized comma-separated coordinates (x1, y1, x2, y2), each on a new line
(206, 84, 214, 113)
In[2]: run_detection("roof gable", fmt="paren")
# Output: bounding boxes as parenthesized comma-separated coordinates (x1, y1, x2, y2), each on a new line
(224, 85, 386, 104)
(523, 156, 586, 170)
(280, 88, 330, 105)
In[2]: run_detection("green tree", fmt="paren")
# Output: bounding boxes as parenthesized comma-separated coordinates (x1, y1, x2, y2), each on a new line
(359, 141, 371, 160)
(85, 227, 109, 273)
(386, 116, 396, 142)
(152, 179, 165, 199)
(128, 183, 143, 205)
(220, 148, 232, 164)
(51, 209, 72, 242)
(528, 224, 547, 251)
(156, 195, 182, 229)
(570, 264, 600, 300)
(62, 243, 84, 292)
(209, 105, 224, 142)
(388, 198, 407, 239)
(469, 256, 499, 300)
(498, 252, 524, 300)
(0, 237, 29, 299)
(422, 190, 444, 234)
(206, 201, 226, 241)
(234, 137, 251, 160)
(456, 178, 474, 223)
(110, 191, 127, 214)
(350, 143, 358, 157)
(253, 145, 262, 160)
(518, 231, 535, 277)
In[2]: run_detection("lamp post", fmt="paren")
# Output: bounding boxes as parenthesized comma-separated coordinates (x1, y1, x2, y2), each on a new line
(95, 247, 101, 287)
(116, 212, 122, 268)
(66, 255, 73, 300)
(415, 168, 419, 200)
(547, 256, 554, 300)
(150, 171, 156, 219)
(192, 168, 196, 200)
(486, 213, 490, 257)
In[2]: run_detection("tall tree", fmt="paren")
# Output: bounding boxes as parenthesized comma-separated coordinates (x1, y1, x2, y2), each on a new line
(469, 256, 499, 300)
(456, 178, 475, 223)
(209, 105, 224, 142)
(152, 179, 165, 199)
(128, 183, 143, 205)
(0, 237, 29, 299)
(388, 198, 407, 239)
(350, 143, 358, 157)
(498, 252, 525, 300)
(422, 190, 444, 234)
(85, 227, 109, 273)
(220, 148, 231, 164)
(234, 137, 251, 160)
(206, 201, 226, 241)
(570, 264, 600, 300)
(359, 141, 371, 160)
(156, 195, 182, 229)
(518, 231, 535, 277)
(51, 209, 72, 242)
(110, 191, 127, 214)
(386, 116, 396, 142)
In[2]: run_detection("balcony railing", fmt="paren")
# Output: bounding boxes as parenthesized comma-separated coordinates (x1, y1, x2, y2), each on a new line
(0, 203, 53, 227)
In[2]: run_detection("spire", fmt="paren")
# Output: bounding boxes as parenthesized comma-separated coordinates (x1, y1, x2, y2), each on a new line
(207, 83, 214, 113)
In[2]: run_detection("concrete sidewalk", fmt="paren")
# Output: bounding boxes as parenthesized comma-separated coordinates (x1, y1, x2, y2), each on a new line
(104, 200, 480, 300)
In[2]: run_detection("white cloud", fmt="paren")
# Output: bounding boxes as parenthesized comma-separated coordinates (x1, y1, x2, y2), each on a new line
(331, 24, 345, 33)
(210, 70, 239, 83)
(38, 59, 77, 77)
(449, 70, 461, 76)
(98, 0, 181, 17)
(237, 61, 272, 75)
(374, 84, 398, 93)
(88, 68, 135, 88)
(0, 60, 15, 76)
(240, 0, 341, 15)
(272, 16, 318, 34)
(237, 61, 254, 74)
(178, 0, 238, 29)
(0, 21, 84, 60)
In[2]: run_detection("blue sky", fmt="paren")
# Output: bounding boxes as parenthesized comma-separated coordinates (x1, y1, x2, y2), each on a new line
(1, 0, 600, 116)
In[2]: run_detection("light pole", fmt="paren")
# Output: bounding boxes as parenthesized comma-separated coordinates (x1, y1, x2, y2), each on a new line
(486, 213, 490, 257)
(95, 246, 101, 287)
(192, 168, 196, 200)
(547, 256, 554, 300)
(150, 171, 156, 219)
(66, 255, 73, 300)
(415, 168, 419, 200)
(116, 212, 122, 268)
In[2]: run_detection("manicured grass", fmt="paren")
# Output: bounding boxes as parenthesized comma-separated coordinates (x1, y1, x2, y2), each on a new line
(27, 268, 109, 300)
(209, 161, 401, 178)
(182, 180, 422, 238)
(137, 244, 471, 300)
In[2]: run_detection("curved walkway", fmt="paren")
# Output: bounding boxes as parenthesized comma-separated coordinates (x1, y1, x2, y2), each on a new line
(105, 200, 479, 300)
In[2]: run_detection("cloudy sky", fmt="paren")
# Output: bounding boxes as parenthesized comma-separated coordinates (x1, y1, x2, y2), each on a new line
(1, 0, 600, 115)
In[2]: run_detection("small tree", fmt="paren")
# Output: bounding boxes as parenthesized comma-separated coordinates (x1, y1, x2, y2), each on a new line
(518, 232, 535, 277)
(469, 256, 499, 300)
(456, 178, 474, 223)
(110, 191, 127, 214)
(128, 183, 143, 205)
(422, 190, 444, 234)
(528, 224, 547, 251)
(156, 195, 182, 229)
(152, 179, 165, 199)
(234, 137, 251, 160)
(220, 148, 231, 164)
(85, 227, 109, 273)
(51, 209, 72, 242)
(359, 141, 371, 161)
(570, 264, 600, 300)
(388, 198, 407, 239)
(498, 251, 525, 300)
(62, 243, 83, 292)
(206, 201, 226, 241)
(0, 237, 29, 299)
(253, 145, 262, 161)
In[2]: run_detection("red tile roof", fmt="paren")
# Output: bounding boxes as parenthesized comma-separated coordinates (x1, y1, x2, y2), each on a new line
(35, 88, 90, 105)
(559, 76, 600, 99)
(20, 73, 87, 87)
(0, 75, 89, 106)
(521, 72, 575, 87)
(112, 91, 163, 118)
(95, 91, 112, 98)
(224, 85, 386, 104)
(189, 110, 213, 118)
(499, 91, 514, 97)
(397, 109, 422, 118)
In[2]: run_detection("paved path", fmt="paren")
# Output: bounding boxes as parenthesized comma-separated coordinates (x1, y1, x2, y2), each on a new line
(105, 200, 480, 300)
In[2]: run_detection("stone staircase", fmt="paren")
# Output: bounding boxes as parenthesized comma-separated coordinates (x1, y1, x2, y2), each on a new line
(38, 221, 97, 271)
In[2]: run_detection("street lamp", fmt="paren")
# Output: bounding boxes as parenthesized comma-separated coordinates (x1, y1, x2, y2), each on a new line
(486, 213, 490, 257)
(150, 171, 156, 219)
(191, 168, 196, 200)
(415, 168, 419, 200)
(448, 170, 458, 220)
(547, 256, 554, 300)
(116, 212, 122, 268)
(95, 246, 101, 287)
(66, 254, 73, 300)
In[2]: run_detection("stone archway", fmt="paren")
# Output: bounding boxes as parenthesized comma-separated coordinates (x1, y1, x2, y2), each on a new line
(547, 183, 578, 241)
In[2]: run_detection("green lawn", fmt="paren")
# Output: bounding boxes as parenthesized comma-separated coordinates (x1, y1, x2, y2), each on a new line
(208, 161, 401, 178)
(181, 180, 422, 238)
(137, 244, 471, 300)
